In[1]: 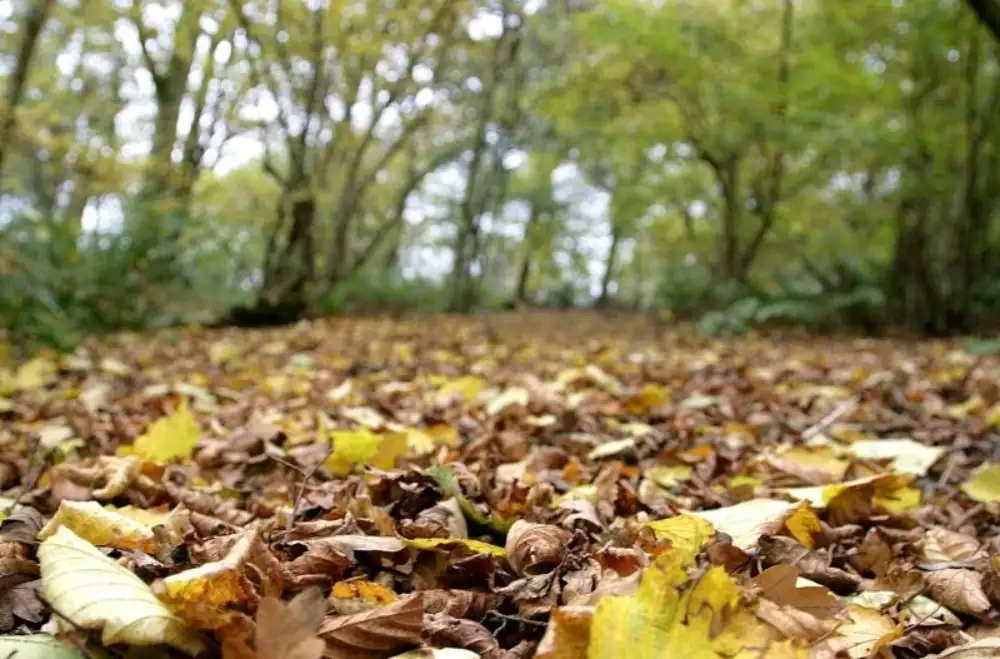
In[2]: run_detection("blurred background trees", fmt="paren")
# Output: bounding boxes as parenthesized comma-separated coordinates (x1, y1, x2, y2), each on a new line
(2, 0, 1000, 350)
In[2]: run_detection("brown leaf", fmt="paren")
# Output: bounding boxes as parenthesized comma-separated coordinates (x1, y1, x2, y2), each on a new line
(754, 598, 834, 641)
(504, 520, 570, 576)
(924, 527, 982, 563)
(752, 564, 842, 618)
(255, 588, 326, 659)
(422, 590, 505, 621)
(0, 507, 44, 544)
(925, 569, 992, 617)
(319, 593, 423, 659)
(422, 613, 506, 659)
(0, 580, 44, 632)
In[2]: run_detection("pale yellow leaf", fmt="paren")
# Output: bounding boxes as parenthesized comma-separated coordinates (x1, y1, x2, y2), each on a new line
(39, 526, 202, 654)
(688, 499, 800, 551)
(962, 463, 1000, 504)
(38, 500, 155, 551)
(0, 635, 81, 659)
(847, 438, 944, 476)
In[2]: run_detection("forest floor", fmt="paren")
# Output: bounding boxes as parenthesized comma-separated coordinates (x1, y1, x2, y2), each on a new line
(1, 310, 999, 658)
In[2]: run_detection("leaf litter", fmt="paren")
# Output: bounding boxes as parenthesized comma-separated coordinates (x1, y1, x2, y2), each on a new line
(0, 312, 1000, 657)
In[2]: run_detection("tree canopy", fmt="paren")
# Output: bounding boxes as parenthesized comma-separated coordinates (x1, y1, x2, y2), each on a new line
(3, 0, 1000, 347)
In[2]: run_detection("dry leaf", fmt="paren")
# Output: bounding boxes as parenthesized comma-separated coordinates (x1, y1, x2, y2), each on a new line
(319, 593, 423, 659)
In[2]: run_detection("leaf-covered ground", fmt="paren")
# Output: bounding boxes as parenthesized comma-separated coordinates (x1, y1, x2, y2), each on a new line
(2, 311, 1000, 659)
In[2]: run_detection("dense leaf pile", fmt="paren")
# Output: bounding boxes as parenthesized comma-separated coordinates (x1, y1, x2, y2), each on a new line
(1, 311, 1000, 658)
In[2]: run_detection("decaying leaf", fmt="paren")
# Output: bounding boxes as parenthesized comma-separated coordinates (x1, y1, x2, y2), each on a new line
(319, 593, 423, 659)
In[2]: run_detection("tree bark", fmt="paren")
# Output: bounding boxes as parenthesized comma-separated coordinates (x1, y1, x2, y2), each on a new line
(965, 0, 1000, 42)
(0, 0, 56, 178)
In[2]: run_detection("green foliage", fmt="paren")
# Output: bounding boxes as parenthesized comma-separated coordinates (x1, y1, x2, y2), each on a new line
(317, 271, 450, 316)
(0, 204, 196, 354)
(694, 281, 888, 337)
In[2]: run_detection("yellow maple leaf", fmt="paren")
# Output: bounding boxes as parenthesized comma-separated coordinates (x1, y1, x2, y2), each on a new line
(133, 401, 201, 463)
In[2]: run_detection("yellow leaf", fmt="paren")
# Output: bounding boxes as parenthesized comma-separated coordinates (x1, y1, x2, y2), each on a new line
(401, 537, 507, 558)
(784, 474, 913, 508)
(331, 580, 398, 606)
(38, 500, 155, 552)
(11, 356, 57, 392)
(873, 485, 923, 513)
(689, 499, 801, 551)
(99, 357, 131, 376)
(587, 438, 636, 460)
(622, 383, 669, 414)
(133, 401, 201, 463)
(115, 504, 175, 527)
(39, 526, 202, 654)
(0, 397, 13, 412)
(645, 515, 715, 560)
(438, 376, 486, 402)
(847, 439, 944, 476)
(961, 463, 1000, 503)
(587, 550, 799, 659)
(647, 465, 694, 488)
(325, 429, 409, 475)
(949, 395, 984, 418)
(784, 505, 822, 549)
(208, 340, 242, 365)
(155, 530, 257, 630)
(486, 387, 530, 416)
(823, 606, 901, 659)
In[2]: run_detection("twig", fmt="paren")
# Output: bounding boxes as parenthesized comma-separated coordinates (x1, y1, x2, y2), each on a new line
(286, 442, 338, 531)
(802, 395, 859, 441)
(486, 611, 547, 627)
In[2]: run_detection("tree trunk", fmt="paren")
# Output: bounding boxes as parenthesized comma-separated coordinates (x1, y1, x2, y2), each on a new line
(0, 0, 56, 178)
(965, 0, 1000, 42)
(596, 228, 622, 307)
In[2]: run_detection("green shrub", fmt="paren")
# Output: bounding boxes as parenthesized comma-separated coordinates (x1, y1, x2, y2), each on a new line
(0, 205, 193, 355)
(317, 271, 450, 316)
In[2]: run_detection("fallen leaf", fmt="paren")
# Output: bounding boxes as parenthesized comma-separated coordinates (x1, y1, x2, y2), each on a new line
(925, 569, 992, 617)
(319, 593, 423, 659)
(132, 401, 202, 463)
(688, 499, 801, 551)
(0, 635, 81, 659)
(38, 500, 155, 551)
(586, 548, 800, 658)
(847, 438, 945, 476)
(38, 526, 202, 654)
(962, 463, 1000, 504)
(325, 428, 409, 475)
